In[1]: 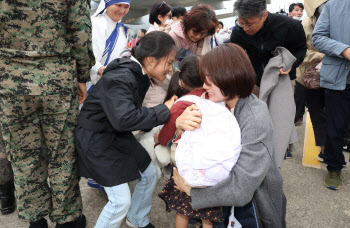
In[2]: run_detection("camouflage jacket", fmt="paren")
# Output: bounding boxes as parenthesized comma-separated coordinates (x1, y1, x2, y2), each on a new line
(0, 0, 94, 96)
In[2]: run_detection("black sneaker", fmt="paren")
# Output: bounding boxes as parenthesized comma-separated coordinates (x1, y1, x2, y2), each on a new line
(29, 218, 48, 228)
(0, 180, 16, 215)
(295, 117, 303, 126)
(55, 214, 86, 228)
(317, 152, 324, 162)
(286, 149, 292, 159)
(141, 223, 155, 228)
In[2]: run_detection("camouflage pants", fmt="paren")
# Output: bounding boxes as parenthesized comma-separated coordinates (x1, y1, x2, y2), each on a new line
(0, 95, 82, 223)
(0, 124, 14, 185)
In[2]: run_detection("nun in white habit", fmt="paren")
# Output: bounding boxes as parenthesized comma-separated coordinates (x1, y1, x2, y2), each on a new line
(90, 0, 130, 85)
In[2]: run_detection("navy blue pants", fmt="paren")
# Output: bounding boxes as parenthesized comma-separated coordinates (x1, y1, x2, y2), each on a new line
(213, 200, 261, 228)
(324, 85, 350, 171)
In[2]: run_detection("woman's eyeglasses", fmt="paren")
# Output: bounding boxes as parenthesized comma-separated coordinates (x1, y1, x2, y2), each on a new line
(192, 29, 211, 37)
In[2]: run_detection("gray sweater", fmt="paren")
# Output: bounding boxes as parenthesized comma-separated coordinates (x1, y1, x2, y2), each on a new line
(259, 47, 298, 167)
(191, 94, 286, 228)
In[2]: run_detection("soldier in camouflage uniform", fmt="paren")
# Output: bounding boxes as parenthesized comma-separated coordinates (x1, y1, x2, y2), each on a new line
(0, 0, 94, 227)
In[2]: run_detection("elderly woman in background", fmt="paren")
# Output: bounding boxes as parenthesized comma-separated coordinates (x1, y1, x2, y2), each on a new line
(169, 4, 218, 56)
(90, 0, 130, 85)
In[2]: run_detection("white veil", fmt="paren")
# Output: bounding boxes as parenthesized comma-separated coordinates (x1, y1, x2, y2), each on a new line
(92, 0, 131, 17)
(92, 0, 107, 17)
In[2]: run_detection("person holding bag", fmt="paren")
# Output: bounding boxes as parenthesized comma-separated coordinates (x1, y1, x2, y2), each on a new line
(295, 0, 328, 161)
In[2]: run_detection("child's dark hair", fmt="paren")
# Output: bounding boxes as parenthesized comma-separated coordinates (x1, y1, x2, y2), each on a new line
(140, 29, 147, 35)
(163, 55, 203, 103)
(149, 1, 172, 25)
(131, 31, 176, 66)
(172, 6, 187, 18)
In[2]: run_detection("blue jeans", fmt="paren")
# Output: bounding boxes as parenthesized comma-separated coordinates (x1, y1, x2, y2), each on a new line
(95, 163, 157, 228)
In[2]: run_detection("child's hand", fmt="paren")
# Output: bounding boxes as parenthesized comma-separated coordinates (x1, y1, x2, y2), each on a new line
(154, 132, 159, 144)
(164, 95, 178, 110)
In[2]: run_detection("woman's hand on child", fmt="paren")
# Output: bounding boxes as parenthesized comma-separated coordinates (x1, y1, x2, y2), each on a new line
(164, 95, 178, 110)
(175, 104, 202, 131)
(154, 132, 159, 144)
(173, 167, 191, 196)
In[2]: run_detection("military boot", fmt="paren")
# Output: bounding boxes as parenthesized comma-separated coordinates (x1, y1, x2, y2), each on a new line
(29, 218, 48, 228)
(0, 179, 16, 215)
(55, 214, 86, 228)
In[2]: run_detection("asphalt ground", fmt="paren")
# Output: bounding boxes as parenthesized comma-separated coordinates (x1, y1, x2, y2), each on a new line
(1, 116, 350, 228)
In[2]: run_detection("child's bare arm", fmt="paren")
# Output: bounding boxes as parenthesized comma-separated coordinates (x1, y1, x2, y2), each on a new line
(154, 132, 159, 144)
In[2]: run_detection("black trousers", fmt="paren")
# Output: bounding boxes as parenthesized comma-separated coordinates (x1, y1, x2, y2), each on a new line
(345, 119, 350, 139)
(324, 85, 350, 171)
(306, 88, 327, 146)
(294, 81, 327, 146)
(294, 81, 306, 123)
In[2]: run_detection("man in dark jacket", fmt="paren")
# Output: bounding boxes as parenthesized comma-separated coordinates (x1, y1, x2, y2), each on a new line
(230, 0, 307, 87)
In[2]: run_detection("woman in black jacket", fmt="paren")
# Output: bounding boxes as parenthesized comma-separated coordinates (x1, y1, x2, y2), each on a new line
(75, 31, 177, 228)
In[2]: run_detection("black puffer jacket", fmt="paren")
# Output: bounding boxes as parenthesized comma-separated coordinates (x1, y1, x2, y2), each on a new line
(75, 57, 170, 187)
(231, 12, 307, 86)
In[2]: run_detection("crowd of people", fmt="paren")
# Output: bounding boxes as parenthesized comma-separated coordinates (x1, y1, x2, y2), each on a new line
(0, 0, 349, 228)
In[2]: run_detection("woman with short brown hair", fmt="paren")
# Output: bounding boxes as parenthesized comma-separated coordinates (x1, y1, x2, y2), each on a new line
(199, 43, 256, 99)
(173, 44, 286, 227)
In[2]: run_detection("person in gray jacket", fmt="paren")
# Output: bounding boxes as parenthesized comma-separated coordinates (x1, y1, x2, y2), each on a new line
(173, 44, 286, 228)
(311, 0, 350, 190)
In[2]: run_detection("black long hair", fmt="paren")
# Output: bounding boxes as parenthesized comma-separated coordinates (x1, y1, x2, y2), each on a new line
(131, 31, 176, 66)
(149, 1, 172, 25)
(163, 54, 203, 103)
